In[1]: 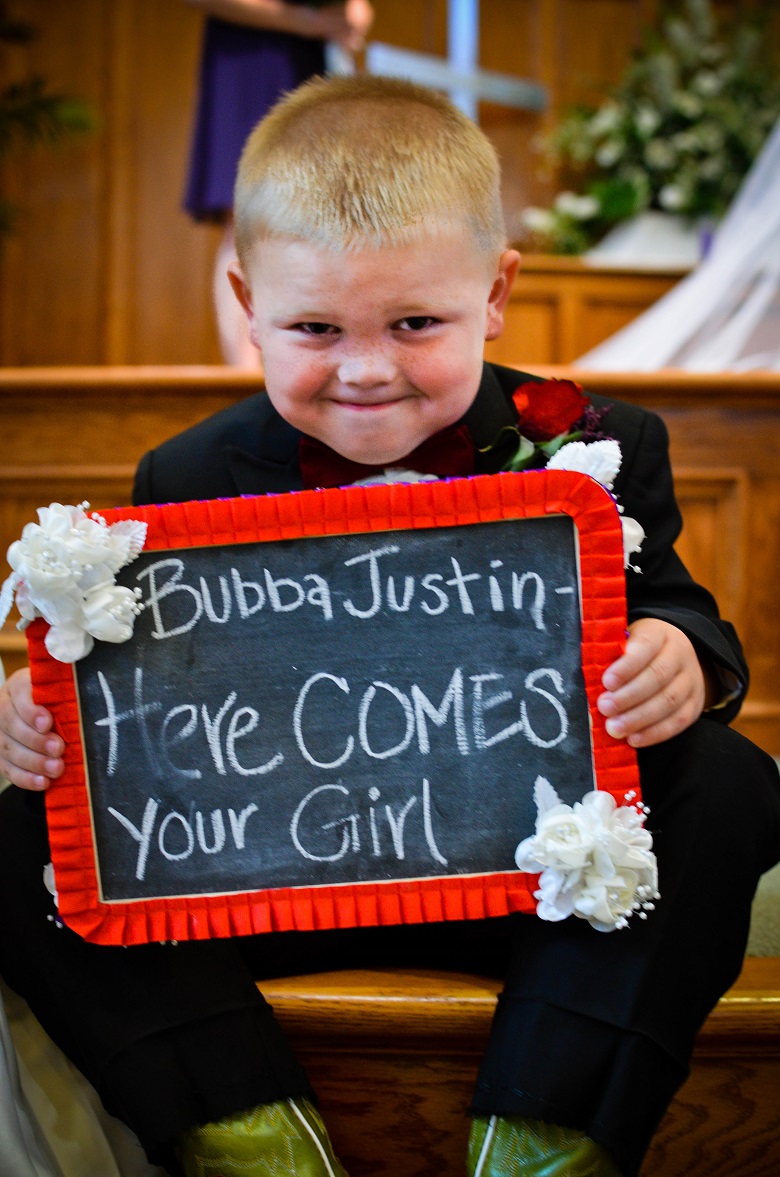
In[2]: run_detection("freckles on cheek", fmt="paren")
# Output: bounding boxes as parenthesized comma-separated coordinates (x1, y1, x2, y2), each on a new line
(273, 365, 330, 417)
(266, 349, 314, 390)
(293, 368, 330, 404)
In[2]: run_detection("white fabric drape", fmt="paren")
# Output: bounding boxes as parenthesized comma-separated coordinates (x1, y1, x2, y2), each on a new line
(1, 980, 165, 1177)
(576, 117, 780, 372)
(0, 986, 63, 1177)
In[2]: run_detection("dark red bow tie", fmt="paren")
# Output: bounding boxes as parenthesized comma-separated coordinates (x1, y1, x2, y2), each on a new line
(299, 423, 475, 489)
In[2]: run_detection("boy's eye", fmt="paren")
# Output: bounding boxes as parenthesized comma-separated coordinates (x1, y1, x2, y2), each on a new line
(294, 322, 340, 337)
(395, 316, 438, 332)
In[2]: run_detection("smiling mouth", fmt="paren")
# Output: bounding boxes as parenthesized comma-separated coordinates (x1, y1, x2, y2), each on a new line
(331, 394, 412, 410)
(338, 402, 397, 412)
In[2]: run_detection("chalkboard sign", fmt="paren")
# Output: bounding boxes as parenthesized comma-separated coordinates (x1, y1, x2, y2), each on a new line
(29, 471, 639, 945)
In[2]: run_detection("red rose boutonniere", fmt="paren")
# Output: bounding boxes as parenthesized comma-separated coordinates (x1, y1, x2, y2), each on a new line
(513, 378, 588, 443)
(487, 378, 610, 473)
(482, 377, 645, 569)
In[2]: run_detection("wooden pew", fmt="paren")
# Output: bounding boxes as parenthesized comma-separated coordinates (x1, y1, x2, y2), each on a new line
(260, 958, 780, 1177)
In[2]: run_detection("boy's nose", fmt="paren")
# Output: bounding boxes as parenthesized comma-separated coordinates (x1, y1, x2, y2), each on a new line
(337, 353, 396, 387)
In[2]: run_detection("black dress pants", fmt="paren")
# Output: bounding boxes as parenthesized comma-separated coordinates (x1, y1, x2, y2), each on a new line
(1, 717, 779, 1177)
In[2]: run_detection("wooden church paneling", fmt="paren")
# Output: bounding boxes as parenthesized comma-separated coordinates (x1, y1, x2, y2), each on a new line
(0, 0, 688, 367)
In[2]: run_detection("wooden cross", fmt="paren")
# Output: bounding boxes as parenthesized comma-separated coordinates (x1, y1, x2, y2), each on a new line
(327, 0, 547, 121)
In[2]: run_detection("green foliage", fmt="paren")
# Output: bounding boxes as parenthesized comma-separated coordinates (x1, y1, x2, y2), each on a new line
(0, 3, 96, 232)
(1, 77, 94, 153)
(521, 0, 780, 254)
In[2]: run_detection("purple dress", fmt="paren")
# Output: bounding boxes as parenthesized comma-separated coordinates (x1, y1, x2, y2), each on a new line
(184, 12, 326, 220)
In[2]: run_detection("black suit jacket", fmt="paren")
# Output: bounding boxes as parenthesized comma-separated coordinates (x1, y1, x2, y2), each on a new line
(134, 361, 747, 721)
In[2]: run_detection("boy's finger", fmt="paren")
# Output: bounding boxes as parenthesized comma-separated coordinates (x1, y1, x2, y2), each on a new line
(0, 703, 64, 760)
(598, 666, 660, 715)
(601, 637, 661, 691)
(602, 618, 672, 692)
(5, 668, 52, 733)
(602, 694, 668, 738)
(598, 652, 687, 716)
(0, 738, 63, 790)
(602, 679, 699, 741)
(0, 762, 53, 791)
(600, 649, 673, 704)
(8, 670, 52, 731)
(0, 726, 63, 773)
(624, 708, 700, 748)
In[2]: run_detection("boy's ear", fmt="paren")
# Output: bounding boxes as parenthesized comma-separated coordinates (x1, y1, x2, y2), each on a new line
(485, 249, 521, 341)
(227, 263, 261, 348)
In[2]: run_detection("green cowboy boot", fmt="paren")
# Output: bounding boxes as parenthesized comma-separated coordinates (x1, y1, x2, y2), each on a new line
(177, 1097, 349, 1177)
(468, 1115, 622, 1177)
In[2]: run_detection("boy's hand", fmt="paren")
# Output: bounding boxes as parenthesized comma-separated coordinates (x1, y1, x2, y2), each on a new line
(0, 668, 64, 791)
(597, 618, 710, 748)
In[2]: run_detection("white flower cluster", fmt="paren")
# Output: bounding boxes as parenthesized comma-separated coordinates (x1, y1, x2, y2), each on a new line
(351, 468, 438, 487)
(546, 439, 645, 569)
(521, 190, 601, 236)
(521, 0, 780, 254)
(515, 777, 659, 932)
(0, 502, 147, 663)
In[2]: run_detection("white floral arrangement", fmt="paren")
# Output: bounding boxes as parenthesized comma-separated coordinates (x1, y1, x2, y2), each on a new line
(519, 0, 780, 254)
(352, 468, 439, 487)
(515, 777, 659, 932)
(546, 438, 645, 571)
(0, 502, 147, 663)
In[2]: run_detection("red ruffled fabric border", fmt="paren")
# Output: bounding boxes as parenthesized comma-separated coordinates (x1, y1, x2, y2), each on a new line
(27, 471, 640, 945)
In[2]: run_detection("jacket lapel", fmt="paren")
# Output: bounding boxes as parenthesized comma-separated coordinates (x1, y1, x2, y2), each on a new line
(462, 363, 521, 474)
(224, 402, 304, 496)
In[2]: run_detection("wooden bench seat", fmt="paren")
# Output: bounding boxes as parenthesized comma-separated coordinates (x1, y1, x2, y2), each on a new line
(259, 957, 780, 1176)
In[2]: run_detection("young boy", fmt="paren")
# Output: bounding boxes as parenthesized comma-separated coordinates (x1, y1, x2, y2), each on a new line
(1, 75, 779, 1177)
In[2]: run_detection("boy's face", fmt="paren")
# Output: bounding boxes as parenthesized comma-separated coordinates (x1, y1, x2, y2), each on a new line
(230, 228, 520, 466)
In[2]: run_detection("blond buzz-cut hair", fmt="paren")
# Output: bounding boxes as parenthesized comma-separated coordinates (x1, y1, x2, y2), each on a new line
(234, 74, 506, 263)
